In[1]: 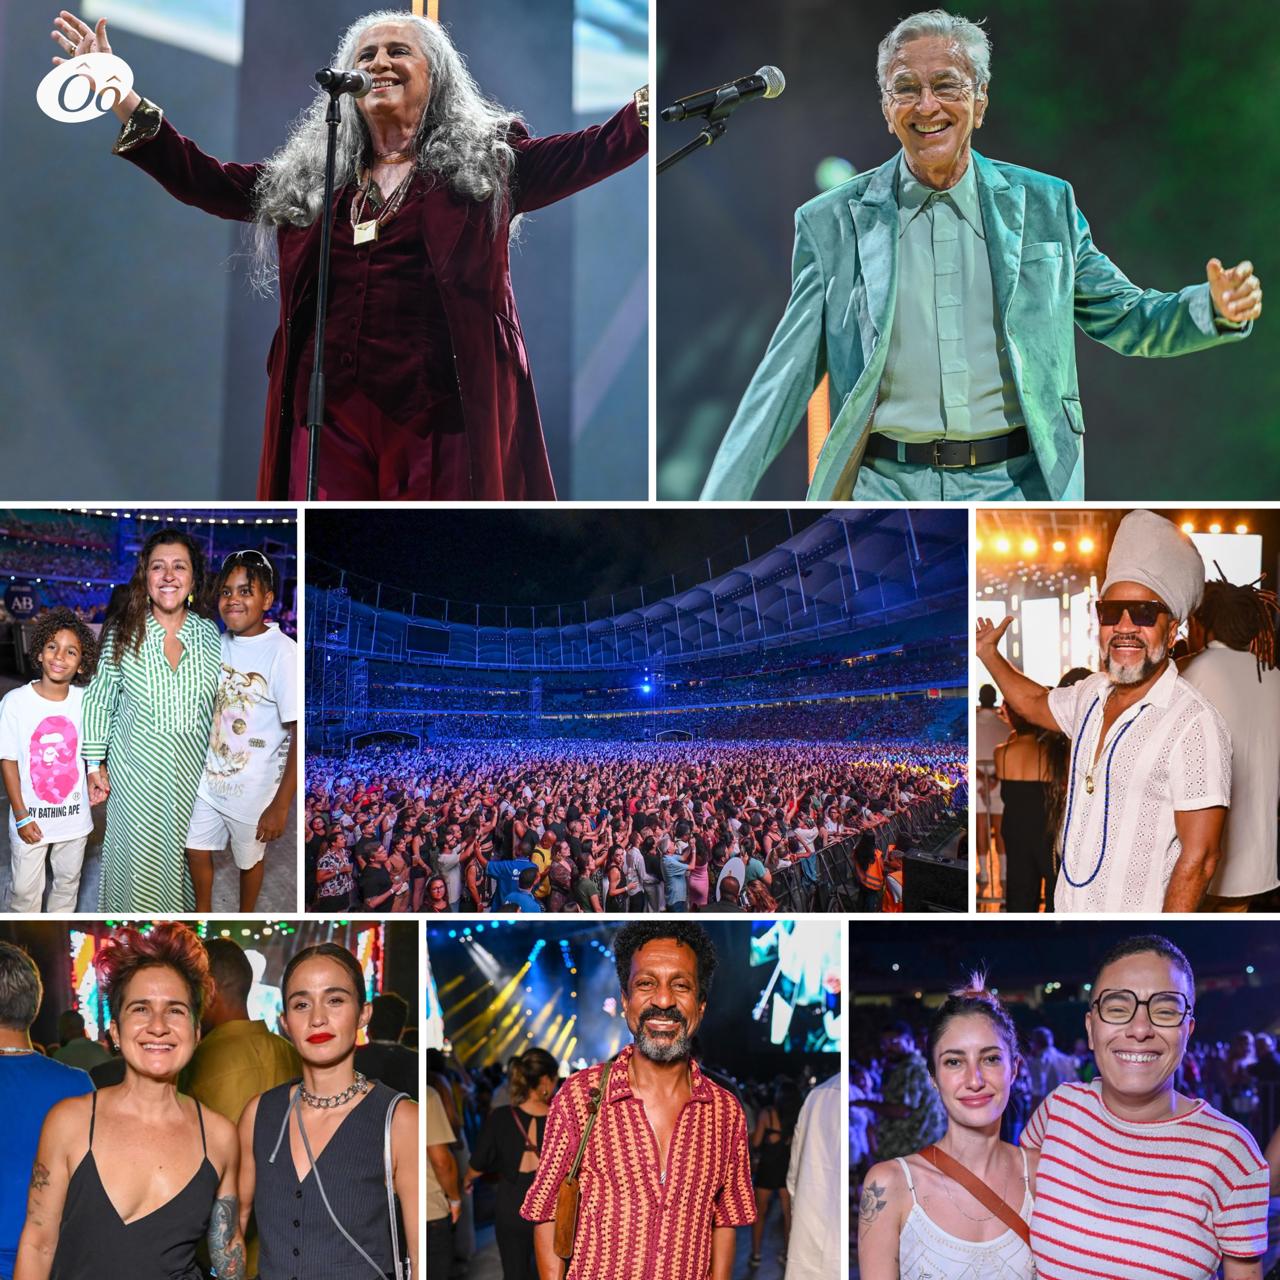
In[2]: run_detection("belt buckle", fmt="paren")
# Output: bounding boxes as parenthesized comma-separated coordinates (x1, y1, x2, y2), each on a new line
(932, 440, 976, 470)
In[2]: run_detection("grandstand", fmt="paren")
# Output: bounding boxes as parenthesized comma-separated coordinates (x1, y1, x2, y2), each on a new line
(306, 509, 965, 749)
(305, 510, 969, 914)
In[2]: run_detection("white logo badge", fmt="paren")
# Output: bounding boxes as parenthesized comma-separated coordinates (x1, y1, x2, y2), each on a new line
(36, 53, 134, 123)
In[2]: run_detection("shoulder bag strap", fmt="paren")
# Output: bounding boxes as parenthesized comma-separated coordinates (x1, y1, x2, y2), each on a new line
(566, 1059, 612, 1183)
(384, 1092, 410, 1280)
(918, 1145, 1031, 1246)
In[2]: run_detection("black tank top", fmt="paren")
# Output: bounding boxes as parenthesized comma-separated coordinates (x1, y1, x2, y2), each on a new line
(51, 1092, 217, 1280)
(252, 1079, 404, 1280)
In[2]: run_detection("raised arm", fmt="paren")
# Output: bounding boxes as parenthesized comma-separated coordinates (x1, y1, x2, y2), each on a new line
(511, 96, 647, 215)
(1070, 194, 1255, 355)
(974, 617, 1058, 732)
(52, 11, 261, 220)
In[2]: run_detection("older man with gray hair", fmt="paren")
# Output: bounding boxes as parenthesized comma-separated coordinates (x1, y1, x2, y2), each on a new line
(702, 9, 1262, 503)
(976, 510, 1232, 913)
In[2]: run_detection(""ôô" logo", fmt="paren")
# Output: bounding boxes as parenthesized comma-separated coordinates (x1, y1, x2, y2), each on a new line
(36, 52, 134, 123)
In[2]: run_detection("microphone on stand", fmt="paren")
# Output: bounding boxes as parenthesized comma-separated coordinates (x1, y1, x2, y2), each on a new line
(660, 66, 785, 123)
(315, 67, 374, 98)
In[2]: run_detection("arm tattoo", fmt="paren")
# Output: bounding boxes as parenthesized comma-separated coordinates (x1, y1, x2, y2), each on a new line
(858, 1181, 889, 1232)
(208, 1195, 246, 1280)
(31, 1161, 50, 1191)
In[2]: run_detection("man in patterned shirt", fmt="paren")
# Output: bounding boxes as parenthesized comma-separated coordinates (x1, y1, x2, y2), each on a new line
(522, 922, 755, 1279)
(1022, 935, 1268, 1279)
(852, 1022, 947, 1160)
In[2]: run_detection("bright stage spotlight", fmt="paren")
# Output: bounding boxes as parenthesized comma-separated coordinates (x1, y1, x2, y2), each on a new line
(1181, 521, 1196, 534)
(1236, 523, 1249, 535)
(1020, 538, 1038, 557)
(1078, 537, 1095, 554)
(1051, 540, 1066, 553)
(994, 537, 1011, 555)
(640, 682, 652, 694)
(1209, 522, 1222, 535)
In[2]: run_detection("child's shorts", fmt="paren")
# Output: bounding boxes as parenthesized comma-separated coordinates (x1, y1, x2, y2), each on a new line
(186, 796, 267, 869)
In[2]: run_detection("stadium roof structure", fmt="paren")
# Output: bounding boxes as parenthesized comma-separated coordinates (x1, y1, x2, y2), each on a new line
(310, 509, 966, 670)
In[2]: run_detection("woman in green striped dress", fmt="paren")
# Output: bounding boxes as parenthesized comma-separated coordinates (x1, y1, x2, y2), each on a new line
(81, 529, 222, 911)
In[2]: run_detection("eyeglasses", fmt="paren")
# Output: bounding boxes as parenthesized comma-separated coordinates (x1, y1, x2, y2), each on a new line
(1091, 989, 1193, 1027)
(221, 549, 274, 572)
(1093, 599, 1171, 627)
(883, 77, 975, 105)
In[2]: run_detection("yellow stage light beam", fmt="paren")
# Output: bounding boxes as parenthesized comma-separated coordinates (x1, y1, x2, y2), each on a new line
(443, 977, 498, 1019)
(562, 1035, 578, 1064)
(439, 975, 466, 995)
(493, 1012, 531, 1060)
(550, 1015, 577, 1060)
(449, 962, 529, 1039)
(525, 994, 561, 1041)
(458, 1001, 523, 1060)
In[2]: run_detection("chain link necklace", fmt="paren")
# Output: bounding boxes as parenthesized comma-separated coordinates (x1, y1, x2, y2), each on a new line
(0, 1046, 34, 1055)
(299, 1071, 371, 1109)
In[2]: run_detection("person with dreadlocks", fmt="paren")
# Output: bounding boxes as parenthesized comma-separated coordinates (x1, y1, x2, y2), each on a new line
(49, 9, 647, 502)
(1181, 574, 1280, 910)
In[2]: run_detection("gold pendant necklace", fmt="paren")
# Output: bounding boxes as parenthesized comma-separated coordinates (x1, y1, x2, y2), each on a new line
(1084, 774, 1095, 795)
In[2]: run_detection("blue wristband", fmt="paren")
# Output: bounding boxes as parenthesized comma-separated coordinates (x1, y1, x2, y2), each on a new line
(15, 815, 34, 830)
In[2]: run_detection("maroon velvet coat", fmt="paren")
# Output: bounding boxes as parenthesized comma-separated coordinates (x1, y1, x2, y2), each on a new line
(119, 103, 647, 499)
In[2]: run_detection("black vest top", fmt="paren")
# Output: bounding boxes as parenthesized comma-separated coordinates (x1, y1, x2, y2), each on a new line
(51, 1092, 217, 1280)
(252, 1079, 404, 1280)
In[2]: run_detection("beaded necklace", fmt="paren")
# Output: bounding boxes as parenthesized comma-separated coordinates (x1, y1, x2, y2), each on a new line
(1060, 695, 1149, 888)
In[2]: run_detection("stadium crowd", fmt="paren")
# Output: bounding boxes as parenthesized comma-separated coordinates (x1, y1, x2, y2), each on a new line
(305, 738, 964, 913)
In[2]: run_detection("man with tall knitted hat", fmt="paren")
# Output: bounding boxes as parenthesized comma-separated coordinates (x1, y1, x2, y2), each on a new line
(976, 510, 1232, 912)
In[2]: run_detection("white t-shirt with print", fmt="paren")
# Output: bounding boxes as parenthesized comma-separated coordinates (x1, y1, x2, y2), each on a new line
(0, 682, 93, 843)
(197, 624, 298, 823)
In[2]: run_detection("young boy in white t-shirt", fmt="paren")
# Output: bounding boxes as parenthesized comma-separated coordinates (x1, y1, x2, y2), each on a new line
(0, 608, 98, 911)
(185, 550, 298, 911)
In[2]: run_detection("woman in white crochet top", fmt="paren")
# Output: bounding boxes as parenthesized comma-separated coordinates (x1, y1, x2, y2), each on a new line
(857, 976, 1038, 1280)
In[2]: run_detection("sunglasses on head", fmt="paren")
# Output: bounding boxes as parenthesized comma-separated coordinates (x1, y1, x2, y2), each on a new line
(221, 548, 273, 572)
(1093, 599, 1171, 627)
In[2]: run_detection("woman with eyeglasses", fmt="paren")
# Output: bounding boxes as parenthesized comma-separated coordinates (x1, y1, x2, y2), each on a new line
(80, 528, 221, 912)
(239, 943, 418, 1280)
(858, 977, 1037, 1280)
(15, 923, 246, 1280)
(1021, 936, 1269, 1280)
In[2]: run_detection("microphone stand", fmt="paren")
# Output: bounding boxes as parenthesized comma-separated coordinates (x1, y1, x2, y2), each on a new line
(306, 87, 344, 502)
(656, 85, 743, 175)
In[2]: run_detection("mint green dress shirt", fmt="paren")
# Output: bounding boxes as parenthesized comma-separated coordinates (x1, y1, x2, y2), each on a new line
(874, 155, 1024, 442)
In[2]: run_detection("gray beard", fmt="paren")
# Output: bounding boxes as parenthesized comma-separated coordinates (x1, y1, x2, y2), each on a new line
(634, 1022, 692, 1064)
(1106, 639, 1167, 686)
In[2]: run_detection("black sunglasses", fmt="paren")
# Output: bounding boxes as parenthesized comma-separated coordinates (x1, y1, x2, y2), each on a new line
(1093, 599, 1171, 628)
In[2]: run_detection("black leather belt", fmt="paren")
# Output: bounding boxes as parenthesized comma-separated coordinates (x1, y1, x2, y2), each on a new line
(864, 427, 1030, 469)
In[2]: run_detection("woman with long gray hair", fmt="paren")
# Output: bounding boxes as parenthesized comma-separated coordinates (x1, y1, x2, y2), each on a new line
(48, 9, 647, 501)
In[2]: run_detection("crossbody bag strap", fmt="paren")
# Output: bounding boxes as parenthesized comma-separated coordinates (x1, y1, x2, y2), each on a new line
(918, 1145, 1031, 1246)
(566, 1059, 613, 1183)
(384, 1092, 410, 1280)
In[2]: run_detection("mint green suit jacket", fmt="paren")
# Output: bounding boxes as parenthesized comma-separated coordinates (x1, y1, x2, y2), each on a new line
(700, 150, 1250, 501)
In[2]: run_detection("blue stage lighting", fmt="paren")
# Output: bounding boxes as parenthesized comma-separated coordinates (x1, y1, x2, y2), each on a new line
(448, 930, 457, 939)
(641, 682, 652, 694)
